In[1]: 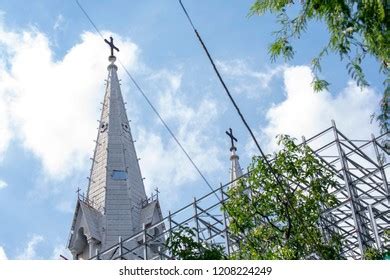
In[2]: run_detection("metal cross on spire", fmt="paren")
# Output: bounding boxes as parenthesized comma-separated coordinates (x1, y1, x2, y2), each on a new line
(154, 187, 160, 200)
(104, 36, 120, 57)
(76, 187, 81, 199)
(225, 128, 238, 151)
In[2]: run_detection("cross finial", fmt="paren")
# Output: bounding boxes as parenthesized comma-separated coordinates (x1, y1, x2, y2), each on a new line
(154, 187, 160, 200)
(225, 128, 238, 151)
(76, 187, 81, 198)
(104, 36, 120, 57)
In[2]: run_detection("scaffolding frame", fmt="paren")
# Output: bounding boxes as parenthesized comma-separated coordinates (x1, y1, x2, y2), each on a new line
(88, 121, 389, 260)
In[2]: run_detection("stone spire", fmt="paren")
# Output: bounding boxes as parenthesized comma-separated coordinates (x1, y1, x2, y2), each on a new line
(225, 128, 243, 185)
(86, 52, 147, 217)
(68, 38, 163, 260)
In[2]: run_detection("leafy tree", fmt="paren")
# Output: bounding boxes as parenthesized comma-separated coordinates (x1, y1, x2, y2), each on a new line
(363, 220, 390, 259)
(363, 247, 384, 260)
(385, 228, 390, 245)
(166, 226, 226, 260)
(382, 228, 390, 259)
(249, 0, 389, 133)
(167, 135, 344, 260)
(223, 135, 342, 259)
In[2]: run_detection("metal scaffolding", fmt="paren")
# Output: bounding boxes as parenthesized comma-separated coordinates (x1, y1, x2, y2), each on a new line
(89, 121, 389, 260)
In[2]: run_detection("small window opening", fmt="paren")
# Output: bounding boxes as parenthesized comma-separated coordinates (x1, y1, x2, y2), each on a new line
(111, 170, 128, 180)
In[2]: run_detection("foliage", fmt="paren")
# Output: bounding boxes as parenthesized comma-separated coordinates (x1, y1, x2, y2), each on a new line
(385, 228, 390, 245)
(223, 135, 343, 259)
(165, 226, 226, 260)
(363, 247, 383, 260)
(383, 228, 390, 259)
(363, 229, 390, 260)
(249, 0, 390, 133)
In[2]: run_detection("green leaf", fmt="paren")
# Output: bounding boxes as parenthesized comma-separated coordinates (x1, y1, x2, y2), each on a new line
(312, 78, 330, 92)
(249, 0, 389, 132)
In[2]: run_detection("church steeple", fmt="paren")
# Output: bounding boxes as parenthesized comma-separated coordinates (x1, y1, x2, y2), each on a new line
(86, 39, 146, 216)
(68, 37, 163, 260)
(226, 128, 243, 184)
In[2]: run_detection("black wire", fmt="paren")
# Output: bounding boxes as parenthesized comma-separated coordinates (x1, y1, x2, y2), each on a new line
(75, 0, 103, 38)
(74, 0, 221, 201)
(178, 0, 282, 184)
(118, 60, 217, 194)
(178, 1, 332, 247)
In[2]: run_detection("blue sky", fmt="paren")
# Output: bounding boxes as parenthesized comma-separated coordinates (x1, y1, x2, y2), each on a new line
(0, 0, 384, 259)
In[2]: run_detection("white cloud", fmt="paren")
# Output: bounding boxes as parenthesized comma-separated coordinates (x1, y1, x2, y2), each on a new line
(136, 70, 224, 198)
(261, 65, 380, 152)
(51, 244, 71, 260)
(16, 235, 44, 260)
(0, 246, 8, 260)
(55, 199, 74, 213)
(0, 179, 7, 189)
(0, 65, 12, 159)
(0, 18, 224, 201)
(53, 14, 65, 31)
(0, 22, 138, 179)
(216, 59, 285, 98)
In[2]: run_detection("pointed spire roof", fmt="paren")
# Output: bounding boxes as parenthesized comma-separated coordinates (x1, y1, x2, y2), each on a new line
(229, 145, 243, 183)
(87, 50, 147, 205)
